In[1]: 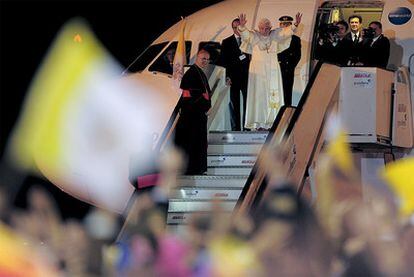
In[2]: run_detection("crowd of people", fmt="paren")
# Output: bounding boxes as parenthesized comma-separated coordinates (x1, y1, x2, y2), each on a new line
(2, 145, 414, 276)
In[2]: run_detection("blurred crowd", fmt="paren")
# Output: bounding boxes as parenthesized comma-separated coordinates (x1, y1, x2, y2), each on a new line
(1, 145, 414, 277)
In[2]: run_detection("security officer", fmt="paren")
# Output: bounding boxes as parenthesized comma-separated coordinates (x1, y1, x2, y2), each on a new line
(220, 18, 250, 131)
(362, 21, 390, 68)
(277, 15, 301, 106)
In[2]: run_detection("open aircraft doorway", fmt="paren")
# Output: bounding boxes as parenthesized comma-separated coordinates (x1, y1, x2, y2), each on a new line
(310, 1, 384, 75)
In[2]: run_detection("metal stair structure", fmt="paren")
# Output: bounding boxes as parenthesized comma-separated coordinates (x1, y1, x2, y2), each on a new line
(167, 130, 267, 233)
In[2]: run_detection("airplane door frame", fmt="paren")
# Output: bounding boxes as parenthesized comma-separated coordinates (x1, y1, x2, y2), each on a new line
(309, 7, 332, 75)
(309, 1, 385, 76)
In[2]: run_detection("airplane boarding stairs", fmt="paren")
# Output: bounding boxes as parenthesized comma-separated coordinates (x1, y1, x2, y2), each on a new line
(166, 130, 268, 233)
(118, 63, 333, 239)
(120, 63, 410, 239)
(118, 63, 341, 239)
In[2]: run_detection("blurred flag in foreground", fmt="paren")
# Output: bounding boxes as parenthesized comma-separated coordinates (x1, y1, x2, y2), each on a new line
(381, 157, 414, 217)
(316, 114, 357, 231)
(325, 115, 354, 173)
(0, 223, 58, 276)
(172, 18, 186, 86)
(8, 19, 166, 213)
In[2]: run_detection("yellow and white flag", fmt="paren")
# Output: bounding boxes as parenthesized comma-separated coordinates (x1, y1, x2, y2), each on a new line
(325, 114, 354, 173)
(0, 223, 58, 276)
(172, 18, 186, 87)
(381, 157, 414, 217)
(9, 19, 165, 213)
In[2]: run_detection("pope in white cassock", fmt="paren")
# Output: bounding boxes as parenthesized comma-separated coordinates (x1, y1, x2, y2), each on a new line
(238, 13, 302, 130)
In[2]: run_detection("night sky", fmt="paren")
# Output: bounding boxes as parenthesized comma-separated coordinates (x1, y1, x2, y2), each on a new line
(0, 0, 222, 218)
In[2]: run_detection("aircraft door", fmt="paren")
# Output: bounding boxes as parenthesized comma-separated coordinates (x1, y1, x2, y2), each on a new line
(311, 2, 383, 72)
(310, 7, 333, 70)
(393, 67, 414, 148)
(410, 54, 414, 76)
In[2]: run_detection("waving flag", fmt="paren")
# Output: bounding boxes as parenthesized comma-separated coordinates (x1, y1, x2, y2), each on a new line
(8, 19, 165, 213)
(325, 115, 354, 173)
(172, 18, 187, 87)
(381, 157, 414, 217)
(0, 223, 58, 276)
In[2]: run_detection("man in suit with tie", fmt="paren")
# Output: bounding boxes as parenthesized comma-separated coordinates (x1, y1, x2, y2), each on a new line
(362, 21, 390, 68)
(220, 18, 251, 131)
(277, 15, 301, 106)
(342, 14, 366, 66)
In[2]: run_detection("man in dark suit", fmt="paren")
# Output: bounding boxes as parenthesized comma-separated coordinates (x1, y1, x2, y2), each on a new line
(220, 18, 250, 131)
(341, 14, 367, 66)
(362, 21, 390, 68)
(277, 15, 301, 106)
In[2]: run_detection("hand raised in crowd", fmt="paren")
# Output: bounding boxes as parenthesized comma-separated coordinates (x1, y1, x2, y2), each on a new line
(294, 12, 302, 27)
(238, 13, 247, 28)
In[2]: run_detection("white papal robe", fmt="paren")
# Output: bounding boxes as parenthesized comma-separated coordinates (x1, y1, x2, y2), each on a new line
(239, 26, 293, 130)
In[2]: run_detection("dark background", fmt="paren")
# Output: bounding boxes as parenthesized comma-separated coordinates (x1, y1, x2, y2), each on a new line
(0, 0, 222, 218)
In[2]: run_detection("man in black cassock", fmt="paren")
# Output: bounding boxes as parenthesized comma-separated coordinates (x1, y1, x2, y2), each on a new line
(174, 49, 211, 175)
(277, 15, 301, 106)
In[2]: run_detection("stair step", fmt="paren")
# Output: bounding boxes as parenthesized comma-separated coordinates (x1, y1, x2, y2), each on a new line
(167, 131, 264, 232)
(170, 187, 242, 201)
(167, 212, 193, 225)
(208, 143, 263, 155)
(207, 154, 257, 167)
(168, 200, 237, 212)
(167, 212, 232, 225)
(207, 166, 253, 175)
(176, 175, 248, 188)
(208, 131, 268, 144)
(166, 224, 187, 236)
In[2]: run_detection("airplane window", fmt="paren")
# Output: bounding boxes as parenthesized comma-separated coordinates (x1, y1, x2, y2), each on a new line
(148, 41, 192, 75)
(198, 41, 221, 66)
(127, 42, 169, 73)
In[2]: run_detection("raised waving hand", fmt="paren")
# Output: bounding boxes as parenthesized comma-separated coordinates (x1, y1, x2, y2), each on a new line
(294, 12, 302, 26)
(238, 13, 247, 28)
